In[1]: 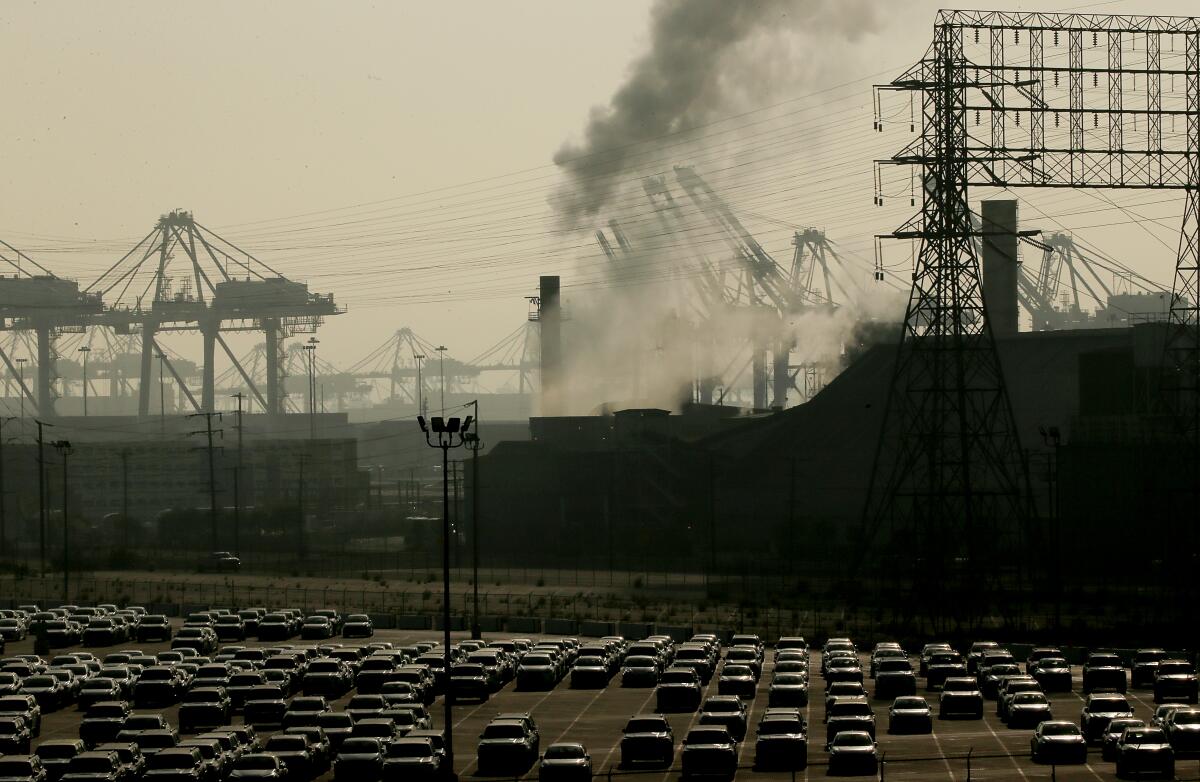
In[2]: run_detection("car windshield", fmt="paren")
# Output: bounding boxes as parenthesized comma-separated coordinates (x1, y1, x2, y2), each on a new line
(1173, 711, 1200, 725)
(1042, 723, 1079, 736)
(454, 665, 484, 676)
(1136, 651, 1165, 663)
(522, 655, 553, 666)
(931, 653, 962, 664)
(482, 723, 526, 739)
(943, 680, 976, 692)
(661, 671, 695, 684)
(704, 700, 739, 713)
(1014, 693, 1048, 704)
(625, 719, 667, 733)
(723, 665, 752, 676)
(878, 660, 910, 672)
(757, 720, 802, 735)
(265, 736, 305, 751)
(387, 741, 432, 758)
(625, 656, 657, 668)
(1126, 729, 1167, 742)
(0, 761, 31, 774)
(830, 701, 872, 717)
(894, 698, 926, 709)
(24, 676, 54, 687)
(775, 674, 806, 685)
(576, 657, 604, 667)
(687, 729, 729, 744)
(833, 733, 872, 747)
(308, 662, 340, 673)
(1160, 663, 1195, 675)
(1092, 698, 1130, 712)
(318, 713, 353, 727)
(82, 680, 114, 690)
(1040, 658, 1067, 668)
(340, 739, 381, 753)
(236, 755, 278, 770)
(544, 744, 585, 759)
(87, 704, 126, 717)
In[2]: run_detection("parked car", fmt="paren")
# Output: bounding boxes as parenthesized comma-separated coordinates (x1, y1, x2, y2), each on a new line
(940, 677, 984, 719)
(1155, 660, 1200, 704)
(0, 755, 46, 782)
(227, 753, 286, 781)
(476, 718, 539, 775)
(300, 617, 335, 641)
(1115, 726, 1175, 778)
(1006, 692, 1053, 729)
(79, 701, 131, 748)
(537, 742, 590, 782)
(178, 688, 231, 734)
(0, 716, 33, 753)
(698, 695, 748, 742)
(1082, 652, 1128, 694)
(342, 615, 374, 639)
(136, 616, 172, 643)
(716, 664, 756, 700)
(680, 725, 738, 779)
(888, 696, 933, 734)
(826, 730, 878, 776)
(1166, 708, 1200, 756)
(1102, 718, 1147, 762)
(36, 739, 85, 781)
(619, 714, 673, 768)
(655, 668, 702, 713)
(753, 711, 807, 771)
(768, 673, 808, 707)
(1133, 649, 1170, 689)
(382, 736, 443, 780)
(1031, 657, 1073, 693)
(825, 696, 875, 747)
(1030, 721, 1088, 764)
(1081, 693, 1135, 743)
(333, 736, 383, 781)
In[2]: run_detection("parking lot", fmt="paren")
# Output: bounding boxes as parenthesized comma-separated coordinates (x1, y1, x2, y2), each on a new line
(5, 618, 1198, 781)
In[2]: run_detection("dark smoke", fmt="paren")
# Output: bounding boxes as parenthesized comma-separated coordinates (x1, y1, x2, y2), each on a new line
(551, 0, 881, 228)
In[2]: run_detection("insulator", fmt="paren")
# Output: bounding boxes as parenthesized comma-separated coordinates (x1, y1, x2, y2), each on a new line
(1054, 112, 1060, 128)
(1014, 30, 1019, 44)
(1093, 73, 1098, 87)
(1092, 32, 1098, 47)
(975, 110, 981, 125)
(1094, 113, 1099, 128)
(1053, 72, 1059, 87)
(1015, 111, 1020, 127)
(910, 197, 916, 207)
(1053, 31, 1059, 46)
(974, 29, 980, 44)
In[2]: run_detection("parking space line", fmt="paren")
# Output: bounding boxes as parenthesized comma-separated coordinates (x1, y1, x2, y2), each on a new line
(596, 685, 657, 772)
(981, 705, 1031, 782)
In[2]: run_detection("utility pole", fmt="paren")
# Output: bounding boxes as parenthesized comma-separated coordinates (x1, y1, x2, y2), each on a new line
(15, 359, 26, 421)
(414, 354, 426, 418)
(465, 399, 482, 639)
(304, 338, 319, 439)
(232, 393, 244, 556)
(297, 454, 308, 561)
(52, 441, 72, 603)
(436, 345, 447, 413)
(157, 351, 167, 436)
(78, 347, 90, 416)
(189, 411, 222, 551)
(119, 449, 130, 549)
(35, 419, 52, 575)
(0, 418, 13, 555)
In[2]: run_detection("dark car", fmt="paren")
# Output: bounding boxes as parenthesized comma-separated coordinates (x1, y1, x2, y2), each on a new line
(680, 726, 737, 779)
(316, 712, 355, 750)
(136, 616, 172, 643)
(76, 679, 123, 712)
(1155, 660, 1200, 704)
(966, 642, 1000, 675)
(981, 663, 1023, 700)
(345, 694, 386, 724)
(1006, 692, 1053, 729)
(382, 736, 443, 781)
(342, 615, 373, 639)
(79, 702, 130, 748)
(82, 619, 123, 648)
(517, 653, 560, 690)
(1102, 717, 1147, 762)
(825, 696, 876, 747)
(1032, 657, 1073, 693)
(0, 756, 46, 782)
(171, 628, 217, 656)
(537, 742, 589, 782)
(619, 656, 660, 688)
(242, 686, 288, 728)
(1030, 720, 1087, 764)
(333, 736, 383, 781)
(716, 664, 756, 700)
(263, 734, 312, 780)
(1133, 650, 1170, 689)
(888, 696, 933, 734)
(569, 656, 610, 689)
(134, 667, 187, 709)
(449, 664, 491, 704)
(996, 678, 1042, 721)
(925, 651, 967, 690)
(1116, 727, 1175, 778)
(476, 718, 538, 775)
(226, 673, 267, 712)
(619, 715, 673, 768)
(753, 713, 807, 770)
(0, 716, 33, 753)
(143, 746, 203, 781)
(768, 673, 808, 707)
(1025, 648, 1063, 676)
(699, 695, 748, 742)
(656, 667, 702, 713)
(825, 656, 864, 685)
(874, 658, 917, 698)
(36, 739, 85, 781)
(302, 659, 354, 697)
(300, 617, 335, 641)
(827, 730, 878, 776)
(940, 677, 984, 719)
(93, 743, 145, 781)
(1083, 652, 1128, 694)
(213, 616, 246, 642)
(283, 696, 329, 730)
(1081, 693, 1135, 743)
(227, 753, 286, 781)
(2, 693, 45, 737)
(255, 615, 293, 642)
(178, 688, 231, 733)
(1166, 708, 1200, 756)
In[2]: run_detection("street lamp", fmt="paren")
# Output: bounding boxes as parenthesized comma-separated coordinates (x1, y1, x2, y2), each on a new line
(435, 346, 447, 413)
(304, 338, 319, 439)
(414, 354, 426, 418)
(51, 440, 73, 604)
(417, 412, 473, 775)
(78, 347, 90, 417)
(14, 358, 26, 420)
(463, 399, 483, 640)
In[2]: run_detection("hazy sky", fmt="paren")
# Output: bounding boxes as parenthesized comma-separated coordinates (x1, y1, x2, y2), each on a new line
(0, 0, 1196, 380)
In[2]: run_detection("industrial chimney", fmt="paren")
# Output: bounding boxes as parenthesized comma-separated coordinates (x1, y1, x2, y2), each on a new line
(539, 275, 562, 415)
(981, 199, 1019, 338)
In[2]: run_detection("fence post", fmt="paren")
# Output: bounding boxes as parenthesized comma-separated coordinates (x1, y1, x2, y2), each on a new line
(966, 746, 972, 781)
(879, 750, 885, 781)
(1051, 762, 1056, 782)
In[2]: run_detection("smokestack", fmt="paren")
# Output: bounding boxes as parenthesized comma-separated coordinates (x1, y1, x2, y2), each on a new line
(539, 275, 563, 415)
(981, 199, 1019, 338)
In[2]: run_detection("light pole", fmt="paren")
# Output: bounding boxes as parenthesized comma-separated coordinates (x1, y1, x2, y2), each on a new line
(15, 359, 26, 420)
(304, 338, 319, 439)
(157, 351, 167, 435)
(414, 354, 426, 418)
(52, 440, 72, 604)
(78, 346, 90, 416)
(435, 346, 447, 413)
(1039, 425, 1063, 639)
(464, 399, 482, 640)
(417, 412, 473, 777)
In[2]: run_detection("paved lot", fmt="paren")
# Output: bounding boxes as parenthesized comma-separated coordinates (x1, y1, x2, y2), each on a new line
(7, 625, 1197, 780)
